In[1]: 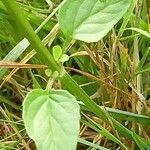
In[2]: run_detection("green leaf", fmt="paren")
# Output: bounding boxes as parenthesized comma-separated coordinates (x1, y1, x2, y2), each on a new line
(127, 27, 150, 39)
(23, 89, 80, 150)
(117, 0, 137, 38)
(78, 138, 110, 150)
(52, 45, 63, 62)
(80, 103, 150, 125)
(82, 114, 129, 150)
(132, 131, 150, 150)
(60, 54, 69, 63)
(0, 38, 30, 80)
(59, 0, 130, 42)
(136, 48, 150, 73)
(45, 69, 52, 77)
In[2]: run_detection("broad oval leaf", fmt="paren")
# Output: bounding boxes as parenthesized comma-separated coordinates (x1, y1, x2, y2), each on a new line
(59, 0, 130, 43)
(23, 89, 80, 150)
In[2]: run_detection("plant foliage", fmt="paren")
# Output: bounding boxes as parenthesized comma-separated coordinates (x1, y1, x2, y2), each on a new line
(23, 89, 80, 150)
(59, 0, 130, 42)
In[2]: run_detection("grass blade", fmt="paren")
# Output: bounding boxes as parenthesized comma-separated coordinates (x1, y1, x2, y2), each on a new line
(0, 38, 30, 79)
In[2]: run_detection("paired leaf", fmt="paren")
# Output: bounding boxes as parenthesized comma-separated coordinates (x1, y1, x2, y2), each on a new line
(52, 45, 62, 62)
(23, 89, 80, 150)
(60, 54, 69, 63)
(59, 0, 130, 42)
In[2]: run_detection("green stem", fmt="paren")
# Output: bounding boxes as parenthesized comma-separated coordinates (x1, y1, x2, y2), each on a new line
(46, 71, 59, 90)
(35, 0, 66, 33)
(20, 3, 51, 14)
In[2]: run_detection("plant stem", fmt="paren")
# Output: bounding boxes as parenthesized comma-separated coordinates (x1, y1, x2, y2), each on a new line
(35, 0, 66, 33)
(46, 71, 59, 90)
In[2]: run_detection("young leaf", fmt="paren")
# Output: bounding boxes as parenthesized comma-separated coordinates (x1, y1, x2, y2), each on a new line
(52, 45, 63, 62)
(23, 89, 80, 150)
(45, 69, 52, 77)
(59, 0, 130, 42)
(60, 54, 69, 63)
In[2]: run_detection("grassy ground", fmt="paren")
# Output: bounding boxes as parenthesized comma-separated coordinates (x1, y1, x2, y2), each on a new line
(0, 0, 150, 149)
